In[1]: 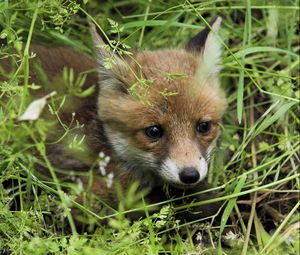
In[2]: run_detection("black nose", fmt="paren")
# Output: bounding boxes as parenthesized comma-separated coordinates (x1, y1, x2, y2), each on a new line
(179, 167, 200, 184)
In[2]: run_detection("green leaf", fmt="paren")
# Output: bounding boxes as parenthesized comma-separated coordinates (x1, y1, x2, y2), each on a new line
(254, 101, 297, 135)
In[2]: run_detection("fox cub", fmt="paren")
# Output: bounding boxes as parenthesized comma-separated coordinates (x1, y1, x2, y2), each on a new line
(2, 16, 227, 221)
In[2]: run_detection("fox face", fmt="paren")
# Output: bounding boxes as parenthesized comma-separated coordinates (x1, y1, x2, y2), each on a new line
(91, 16, 227, 188)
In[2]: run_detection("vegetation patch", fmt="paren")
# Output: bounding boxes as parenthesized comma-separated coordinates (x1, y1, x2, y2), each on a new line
(0, 0, 299, 254)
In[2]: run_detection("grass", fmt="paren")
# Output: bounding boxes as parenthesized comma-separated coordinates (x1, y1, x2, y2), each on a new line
(0, 0, 299, 254)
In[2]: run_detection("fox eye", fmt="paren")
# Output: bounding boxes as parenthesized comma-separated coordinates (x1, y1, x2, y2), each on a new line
(196, 121, 211, 134)
(145, 125, 163, 139)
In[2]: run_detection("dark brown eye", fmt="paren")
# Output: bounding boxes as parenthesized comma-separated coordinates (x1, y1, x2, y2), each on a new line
(145, 125, 163, 139)
(196, 121, 211, 134)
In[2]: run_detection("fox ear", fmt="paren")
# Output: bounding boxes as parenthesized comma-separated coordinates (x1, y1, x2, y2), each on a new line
(186, 16, 223, 80)
(90, 23, 128, 93)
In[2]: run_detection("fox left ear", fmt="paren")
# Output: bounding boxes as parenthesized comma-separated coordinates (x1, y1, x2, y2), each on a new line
(90, 23, 129, 93)
(186, 16, 223, 80)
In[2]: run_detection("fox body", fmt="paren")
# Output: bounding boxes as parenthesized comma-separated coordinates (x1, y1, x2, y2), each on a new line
(1, 16, 226, 220)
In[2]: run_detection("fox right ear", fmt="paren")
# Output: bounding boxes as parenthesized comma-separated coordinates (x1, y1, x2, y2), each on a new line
(90, 23, 128, 93)
(185, 16, 222, 52)
(186, 16, 223, 81)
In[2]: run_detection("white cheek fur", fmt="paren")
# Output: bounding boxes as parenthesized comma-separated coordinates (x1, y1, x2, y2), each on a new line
(198, 157, 208, 181)
(104, 126, 157, 169)
(160, 158, 181, 184)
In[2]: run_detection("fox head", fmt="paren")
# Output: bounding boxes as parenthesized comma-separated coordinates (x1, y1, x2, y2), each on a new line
(91, 16, 227, 188)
